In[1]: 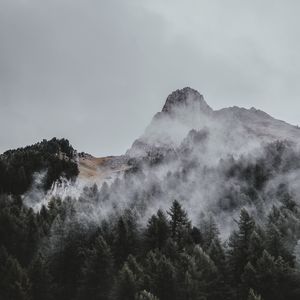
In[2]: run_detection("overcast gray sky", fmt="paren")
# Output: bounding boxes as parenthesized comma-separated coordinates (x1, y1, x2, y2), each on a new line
(1, 0, 300, 156)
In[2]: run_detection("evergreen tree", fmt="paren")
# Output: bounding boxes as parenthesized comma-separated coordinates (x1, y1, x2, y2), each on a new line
(168, 200, 191, 248)
(248, 231, 265, 266)
(190, 226, 202, 245)
(179, 245, 223, 300)
(207, 238, 226, 274)
(112, 262, 140, 300)
(144, 250, 177, 300)
(144, 209, 170, 252)
(228, 208, 255, 283)
(200, 214, 220, 250)
(78, 235, 113, 300)
(0, 255, 31, 300)
(113, 210, 139, 268)
(266, 223, 293, 264)
(25, 208, 40, 264)
(28, 254, 53, 300)
(242, 262, 258, 299)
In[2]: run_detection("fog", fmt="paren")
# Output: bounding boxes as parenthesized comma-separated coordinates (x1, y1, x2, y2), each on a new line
(23, 89, 300, 241)
(1, 0, 300, 156)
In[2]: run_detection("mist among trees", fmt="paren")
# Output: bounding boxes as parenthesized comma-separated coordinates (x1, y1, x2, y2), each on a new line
(1, 136, 300, 300)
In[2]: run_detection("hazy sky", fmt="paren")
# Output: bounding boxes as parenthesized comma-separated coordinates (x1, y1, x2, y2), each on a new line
(1, 0, 300, 156)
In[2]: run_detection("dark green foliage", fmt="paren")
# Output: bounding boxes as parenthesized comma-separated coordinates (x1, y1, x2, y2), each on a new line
(113, 210, 140, 268)
(168, 200, 192, 249)
(1, 190, 300, 300)
(0, 138, 78, 195)
(143, 250, 177, 300)
(144, 209, 170, 252)
(78, 235, 113, 300)
(228, 209, 256, 283)
(0, 254, 31, 300)
(199, 214, 220, 251)
(28, 254, 53, 300)
(112, 261, 141, 300)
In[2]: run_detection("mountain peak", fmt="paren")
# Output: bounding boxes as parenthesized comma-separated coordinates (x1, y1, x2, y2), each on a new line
(162, 87, 213, 114)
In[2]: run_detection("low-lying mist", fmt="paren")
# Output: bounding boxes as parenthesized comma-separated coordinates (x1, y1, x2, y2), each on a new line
(23, 88, 300, 244)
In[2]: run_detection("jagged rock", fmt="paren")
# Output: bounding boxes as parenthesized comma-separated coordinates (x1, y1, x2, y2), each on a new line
(162, 87, 213, 115)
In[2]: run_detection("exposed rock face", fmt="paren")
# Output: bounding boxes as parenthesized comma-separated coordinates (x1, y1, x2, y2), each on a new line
(161, 87, 213, 115)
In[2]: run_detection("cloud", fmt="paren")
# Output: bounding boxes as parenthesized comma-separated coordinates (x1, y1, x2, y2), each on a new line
(1, 0, 300, 156)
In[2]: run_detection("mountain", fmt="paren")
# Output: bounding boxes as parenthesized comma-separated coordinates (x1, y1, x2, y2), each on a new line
(2, 88, 300, 300)
(127, 87, 300, 161)
(3, 87, 300, 224)
(65, 87, 300, 235)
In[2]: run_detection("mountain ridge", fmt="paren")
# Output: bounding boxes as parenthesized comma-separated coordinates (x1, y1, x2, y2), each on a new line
(126, 87, 300, 161)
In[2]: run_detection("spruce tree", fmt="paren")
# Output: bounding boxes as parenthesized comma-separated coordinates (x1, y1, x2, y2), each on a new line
(0, 255, 31, 300)
(28, 254, 53, 300)
(167, 200, 191, 248)
(144, 209, 170, 252)
(113, 210, 139, 268)
(200, 214, 220, 250)
(144, 250, 177, 300)
(112, 262, 140, 300)
(228, 208, 255, 283)
(248, 231, 265, 266)
(78, 235, 113, 300)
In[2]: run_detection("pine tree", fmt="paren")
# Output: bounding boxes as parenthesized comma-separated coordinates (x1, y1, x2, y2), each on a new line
(144, 250, 177, 300)
(200, 214, 220, 250)
(0, 255, 31, 300)
(25, 208, 40, 264)
(189, 246, 222, 300)
(28, 254, 53, 300)
(144, 209, 170, 251)
(242, 262, 258, 298)
(113, 210, 139, 268)
(255, 250, 278, 299)
(167, 200, 191, 248)
(112, 262, 140, 300)
(79, 235, 113, 300)
(207, 238, 226, 274)
(190, 226, 202, 245)
(248, 231, 265, 266)
(266, 223, 293, 264)
(228, 208, 255, 283)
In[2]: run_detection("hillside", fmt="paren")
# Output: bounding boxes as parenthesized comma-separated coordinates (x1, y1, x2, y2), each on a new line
(1, 88, 300, 300)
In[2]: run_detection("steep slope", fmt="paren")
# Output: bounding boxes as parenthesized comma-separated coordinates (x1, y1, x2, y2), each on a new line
(78, 154, 130, 184)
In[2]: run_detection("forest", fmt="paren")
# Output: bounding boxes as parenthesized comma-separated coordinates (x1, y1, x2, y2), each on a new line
(0, 138, 78, 195)
(1, 195, 300, 300)
(1, 139, 300, 300)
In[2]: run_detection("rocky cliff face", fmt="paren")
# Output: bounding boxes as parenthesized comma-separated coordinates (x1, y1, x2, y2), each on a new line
(161, 87, 213, 114)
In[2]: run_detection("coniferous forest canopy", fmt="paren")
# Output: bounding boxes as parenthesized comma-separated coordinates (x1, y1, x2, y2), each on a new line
(1, 138, 300, 300)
